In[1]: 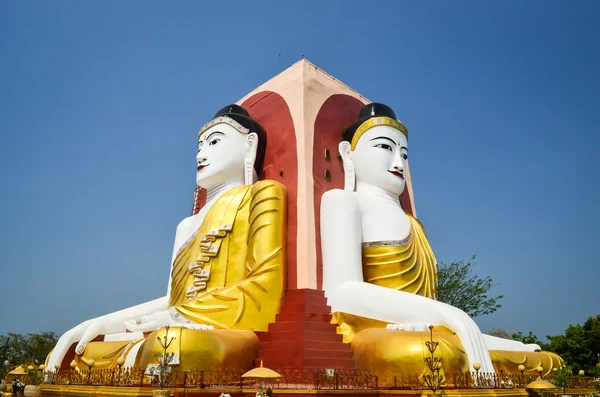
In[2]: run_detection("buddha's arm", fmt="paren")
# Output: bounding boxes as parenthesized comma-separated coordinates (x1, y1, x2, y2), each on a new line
(483, 334, 541, 352)
(46, 296, 169, 370)
(173, 180, 286, 331)
(77, 217, 196, 346)
(47, 219, 191, 370)
(320, 190, 494, 372)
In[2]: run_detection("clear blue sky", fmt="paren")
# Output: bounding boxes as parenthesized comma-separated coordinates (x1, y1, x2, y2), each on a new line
(1, 1, 598, 341)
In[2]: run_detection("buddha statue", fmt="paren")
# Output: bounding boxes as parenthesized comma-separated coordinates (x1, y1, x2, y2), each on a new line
(46, 105, 287, 372)
(320, 103, 561, 378)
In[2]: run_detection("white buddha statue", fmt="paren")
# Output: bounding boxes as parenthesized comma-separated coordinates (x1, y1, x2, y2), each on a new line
(46, 105, 287, 372)
(320, 103, 559, 377)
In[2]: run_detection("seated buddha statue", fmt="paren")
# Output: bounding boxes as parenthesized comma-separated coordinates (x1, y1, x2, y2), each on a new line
(46, 105, 287, 372)
(320, 103, 561, 379)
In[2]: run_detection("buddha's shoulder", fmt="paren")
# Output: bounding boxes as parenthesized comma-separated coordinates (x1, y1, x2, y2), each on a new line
(174, 215, 196, 238)
(250, 180, 287, 201)
(321, 189, 360, 210)
(251, 179, 286, 194)
(176, 214, 196, 228)
(406, 213, 429, 235)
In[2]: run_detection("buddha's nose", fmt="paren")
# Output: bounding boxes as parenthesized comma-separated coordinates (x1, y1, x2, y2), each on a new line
(196, 152, 207, 163)
(392, 149, 404, 171)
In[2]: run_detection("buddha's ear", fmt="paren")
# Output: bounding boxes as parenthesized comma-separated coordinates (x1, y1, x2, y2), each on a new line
(245, 132, 259, 185)
(338, 141, 355, 192)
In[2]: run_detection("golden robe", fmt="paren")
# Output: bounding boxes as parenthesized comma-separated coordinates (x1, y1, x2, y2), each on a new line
(168, 180, 286, 331)
(71, 180, 286, 371)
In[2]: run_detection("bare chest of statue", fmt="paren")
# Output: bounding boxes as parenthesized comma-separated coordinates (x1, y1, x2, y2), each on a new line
(356, 195, 411, 242)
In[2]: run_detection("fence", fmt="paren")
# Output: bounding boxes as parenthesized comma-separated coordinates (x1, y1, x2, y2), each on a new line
(42, 368, 599, 391)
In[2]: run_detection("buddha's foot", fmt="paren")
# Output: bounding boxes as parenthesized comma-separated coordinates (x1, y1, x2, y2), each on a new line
(67, 327, 259, 372)
(489, 350, 563, 376)
(135, 326, 259, 371)
(351, 328, 469, 386)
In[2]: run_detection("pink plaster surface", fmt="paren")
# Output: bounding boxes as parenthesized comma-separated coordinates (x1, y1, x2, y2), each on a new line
(237, 59, 416, 289)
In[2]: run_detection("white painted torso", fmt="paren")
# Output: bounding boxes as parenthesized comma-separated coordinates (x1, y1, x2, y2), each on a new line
(173, 200, 215, 254)
(355, 193, 411, 243)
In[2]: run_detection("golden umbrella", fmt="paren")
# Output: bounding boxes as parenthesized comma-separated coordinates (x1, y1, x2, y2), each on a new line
(526, 380, 558, 391)
(241, 361, 282, 380)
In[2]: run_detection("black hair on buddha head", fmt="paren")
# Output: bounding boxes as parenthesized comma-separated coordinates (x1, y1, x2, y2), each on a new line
(213, 104, 267, 176)
(342, 102, 405, 143)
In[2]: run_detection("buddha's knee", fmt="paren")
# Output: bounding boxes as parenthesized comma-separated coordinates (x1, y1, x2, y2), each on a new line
(351, 328, 469, 376)
(135, 327, 259, 371)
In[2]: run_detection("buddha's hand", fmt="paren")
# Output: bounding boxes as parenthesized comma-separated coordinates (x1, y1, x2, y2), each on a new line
(441, 306, 494, 373)
(124, 309, 178, 333)
(386, 323, 431, 332)
(46, 319, 93, 371)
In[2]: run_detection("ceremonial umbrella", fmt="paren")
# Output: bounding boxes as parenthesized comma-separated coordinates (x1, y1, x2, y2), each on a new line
(241, 361, 281, 380)
(526, 380, 558, 391)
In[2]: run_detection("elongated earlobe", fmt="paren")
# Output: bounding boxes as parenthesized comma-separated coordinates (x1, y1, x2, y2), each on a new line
(338, 141, 355, 192)
(245, 133, 259, 185)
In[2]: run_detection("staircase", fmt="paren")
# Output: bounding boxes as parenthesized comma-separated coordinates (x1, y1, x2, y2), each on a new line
(255, 289, 355, 369)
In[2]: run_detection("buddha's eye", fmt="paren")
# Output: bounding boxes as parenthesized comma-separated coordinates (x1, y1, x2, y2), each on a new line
(374, 143, 393, 152)
(209, 138, 221, 146)
(197, 142, 203, 152)
(401, 153, 408, 160)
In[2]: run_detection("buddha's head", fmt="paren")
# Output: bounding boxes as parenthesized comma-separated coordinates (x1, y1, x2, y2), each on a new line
(339, 103, 409, 196)
(196, 104, 267, 189)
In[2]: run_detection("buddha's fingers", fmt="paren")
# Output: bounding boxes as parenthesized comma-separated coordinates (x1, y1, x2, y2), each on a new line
(47, 321, 88, 370)
(75, 321, 103, 355)
(46, 341, 69, 371)
(124, 319, 148, 333)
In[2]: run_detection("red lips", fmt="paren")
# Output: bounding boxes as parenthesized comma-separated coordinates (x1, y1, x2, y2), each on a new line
(389, 170, 404, 179)
(197, 164, 209, 171)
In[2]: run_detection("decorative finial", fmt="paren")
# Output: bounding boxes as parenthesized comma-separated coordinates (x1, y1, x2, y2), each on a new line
(260, 360, 263, 367)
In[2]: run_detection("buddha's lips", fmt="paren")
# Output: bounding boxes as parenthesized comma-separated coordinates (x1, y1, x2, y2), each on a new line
(389, 170, 404, 179)
(197, 164, 209, 171)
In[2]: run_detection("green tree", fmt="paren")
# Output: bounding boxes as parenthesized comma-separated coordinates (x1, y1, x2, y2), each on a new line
(488, 328, 512, 339)
(512, 331, 543, 346)
(436, 256, 503, 318)
(0, 332, 58, 373)
(551, 365, 572, 395)
(544, 315, 600, 377)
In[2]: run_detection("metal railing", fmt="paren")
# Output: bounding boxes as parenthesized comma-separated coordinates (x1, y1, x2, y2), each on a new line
(42, 368, 599, 391)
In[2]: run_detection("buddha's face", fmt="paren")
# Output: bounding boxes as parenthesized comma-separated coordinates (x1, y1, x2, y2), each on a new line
(196, 123, 249, 189)
(351, 125, 408, 196)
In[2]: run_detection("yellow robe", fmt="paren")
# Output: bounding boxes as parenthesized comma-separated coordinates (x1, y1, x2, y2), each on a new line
(72, 180, 287, 371)
(168, 180, 286, 331)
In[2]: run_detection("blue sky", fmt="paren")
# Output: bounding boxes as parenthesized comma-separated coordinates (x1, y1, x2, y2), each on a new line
(0, 1, 598, 341)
